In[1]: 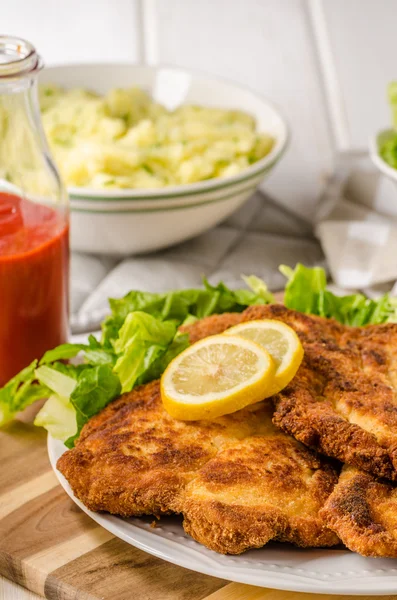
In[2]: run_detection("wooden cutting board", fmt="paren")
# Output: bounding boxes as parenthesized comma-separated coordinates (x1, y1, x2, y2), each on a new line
(0, 409, 391, 600)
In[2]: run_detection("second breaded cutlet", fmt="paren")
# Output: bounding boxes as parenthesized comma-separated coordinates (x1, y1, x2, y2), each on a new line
(264, 306, 397, 481)
(321, 465, 397, 557)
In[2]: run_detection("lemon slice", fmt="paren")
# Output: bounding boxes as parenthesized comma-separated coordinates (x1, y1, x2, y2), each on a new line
(224, 320, 303, 396)
(161, 334, 275, 420)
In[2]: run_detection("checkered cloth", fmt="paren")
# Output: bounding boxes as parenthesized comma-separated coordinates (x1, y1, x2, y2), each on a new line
(70, 191, 325, 334)
(316, 155, 397, 292)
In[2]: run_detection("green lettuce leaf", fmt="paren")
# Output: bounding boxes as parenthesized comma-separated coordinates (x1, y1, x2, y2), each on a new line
(377, 82, 397, 168)
(241, 275, 274, 303)
(35, 365, 77, 397)
(0, 361, 50, 426)
(49, 361, 92, 379)
(113, 312, 177, 393)
(34, 365, 78, 440)
(200, 277, 273, 315)
(281, 263, 327, 315)
(281, 263, 396, 326)
(102, 276, 274, 345)
(40, 337, 116, 367)
(137, 332, 190, 386)
(40, 343, 87, 364)
(34, 394, 78, 441)
(65, 365, 121, 448)
(387, 297, 397, 322)
(378, 131, 397, 169)
(34, 364, 121, 448)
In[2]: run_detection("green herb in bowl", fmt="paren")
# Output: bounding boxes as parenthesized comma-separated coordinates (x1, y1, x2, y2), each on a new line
(377, 82, 397, 168)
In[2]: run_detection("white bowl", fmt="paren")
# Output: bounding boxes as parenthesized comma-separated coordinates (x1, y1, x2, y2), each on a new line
(70, 184, 261, 255)
(40, 63, 288, 255)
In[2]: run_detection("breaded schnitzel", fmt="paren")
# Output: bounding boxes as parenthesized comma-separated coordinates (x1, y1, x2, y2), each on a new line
(57, 346, 339, 553)
(259, 305, 397, 481)
(321, 465, 397, 557)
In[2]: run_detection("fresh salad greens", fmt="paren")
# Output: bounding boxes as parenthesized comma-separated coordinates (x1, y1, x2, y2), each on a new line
(0, 276, 273, 445)
(1, 264, 396, 447)
(0, 361, 49, 427)
(282, 263, 397, 326)
(101, 277, 274, 344)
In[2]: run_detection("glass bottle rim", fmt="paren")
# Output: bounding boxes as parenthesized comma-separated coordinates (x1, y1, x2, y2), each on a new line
(0, 35, 43, 79)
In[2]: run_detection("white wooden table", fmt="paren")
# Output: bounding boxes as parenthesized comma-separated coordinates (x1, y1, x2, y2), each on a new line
(0, 576, 41, 599)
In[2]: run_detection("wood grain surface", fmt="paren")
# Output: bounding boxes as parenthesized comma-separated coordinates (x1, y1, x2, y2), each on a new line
(0, 422, 226, 599)
(0, 388, 392, 600)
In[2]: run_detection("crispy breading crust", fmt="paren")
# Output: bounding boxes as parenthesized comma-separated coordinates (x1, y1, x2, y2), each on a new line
(321, 466, 397, 557)
(182, 431, 339, 553)
(273, 387, 396, 480)
(57, 305, 397, 556)
(58, 389, 339, 553)
(58, 379, 220, 516)
(243, 305, 397, 481)
(57, 307, 340, 554)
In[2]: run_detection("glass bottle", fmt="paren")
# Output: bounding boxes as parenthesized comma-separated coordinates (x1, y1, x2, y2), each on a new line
(0, 36, 69, 386)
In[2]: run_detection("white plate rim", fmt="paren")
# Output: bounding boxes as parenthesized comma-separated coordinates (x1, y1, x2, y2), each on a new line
(48, 435, 397, 595)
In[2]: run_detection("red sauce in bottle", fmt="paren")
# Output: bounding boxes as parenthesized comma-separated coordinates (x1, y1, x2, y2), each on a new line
(0, 192, 69, 386)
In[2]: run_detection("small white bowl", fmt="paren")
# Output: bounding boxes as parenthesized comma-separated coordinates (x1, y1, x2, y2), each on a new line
(369, 129, 397, 183)
(40, 63, 288, 255)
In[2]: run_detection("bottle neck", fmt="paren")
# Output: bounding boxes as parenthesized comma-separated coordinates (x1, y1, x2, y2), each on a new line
(0, 36, 41, 79)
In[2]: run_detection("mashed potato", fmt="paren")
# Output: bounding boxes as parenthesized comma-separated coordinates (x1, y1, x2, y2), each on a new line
(37, 85, 275, 190)
(40, 85, 274, 188)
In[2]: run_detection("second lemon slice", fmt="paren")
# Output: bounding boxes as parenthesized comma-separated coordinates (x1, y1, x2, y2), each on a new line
(224, 320, 304, 396)
(161, 334, 275, 420)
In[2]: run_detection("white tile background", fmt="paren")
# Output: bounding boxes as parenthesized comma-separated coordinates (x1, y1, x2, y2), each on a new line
(3, 0, 396, 218)
(319, 0, 396, 151)
(4, 0, 142, 63)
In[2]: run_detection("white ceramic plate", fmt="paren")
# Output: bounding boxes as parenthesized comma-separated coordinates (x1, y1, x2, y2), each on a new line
(48, 436, 397, 595)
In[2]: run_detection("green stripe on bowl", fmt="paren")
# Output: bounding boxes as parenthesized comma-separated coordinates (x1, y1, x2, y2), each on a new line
(71, 185, 257, 214)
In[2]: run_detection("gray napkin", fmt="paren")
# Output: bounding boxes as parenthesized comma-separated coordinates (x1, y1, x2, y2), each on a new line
(315, 155, 397, 290)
